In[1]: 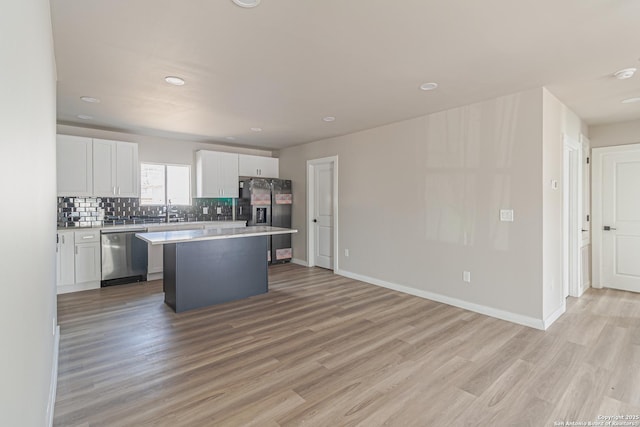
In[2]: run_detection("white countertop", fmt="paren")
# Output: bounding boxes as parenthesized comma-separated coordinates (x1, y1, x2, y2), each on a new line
(57, 220, 246, 232)
(136, 226, 297, 245)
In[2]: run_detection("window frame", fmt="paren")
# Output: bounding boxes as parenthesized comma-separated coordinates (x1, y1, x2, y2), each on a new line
(140, 162, 192, 206)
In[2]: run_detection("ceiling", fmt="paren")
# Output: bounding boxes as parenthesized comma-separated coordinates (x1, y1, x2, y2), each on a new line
(51, 0, 640, 150)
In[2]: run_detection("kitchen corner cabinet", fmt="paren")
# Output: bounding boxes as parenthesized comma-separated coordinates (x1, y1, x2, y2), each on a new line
(56, 229, 101, 294)
(57, 135, 93, 196)
(238, 154, 279, 178)
(93, 139, 139, 197)
(196, 150, 239, 198)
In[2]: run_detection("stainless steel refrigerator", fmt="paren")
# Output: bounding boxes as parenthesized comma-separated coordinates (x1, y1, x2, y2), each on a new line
(237, 177, 292, 264)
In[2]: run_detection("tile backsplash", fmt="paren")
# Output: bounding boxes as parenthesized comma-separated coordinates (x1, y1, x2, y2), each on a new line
(57, 197, 235, 227)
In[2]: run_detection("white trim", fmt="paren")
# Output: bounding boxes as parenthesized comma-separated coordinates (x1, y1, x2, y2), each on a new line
(46, 325, 60, 427)
(335, 268, 546, 330)
(592, 143, 640, 289)
(578, 280, 589, 296)
(563, 135, 582, 298)
(306, 156, 339, 271)
(592, 147, 604, 288)
(580, 134, 591, 248)
(56, 281, 100, 294)
(290, 258, 308, 267)
(543, 302, 566, 330)
(147, 272, 163, 281)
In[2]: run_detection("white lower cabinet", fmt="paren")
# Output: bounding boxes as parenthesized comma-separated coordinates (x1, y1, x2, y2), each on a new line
(75, 243, 101, 283)
(57, 231, 75, 287)
(57, 230, 101, 294)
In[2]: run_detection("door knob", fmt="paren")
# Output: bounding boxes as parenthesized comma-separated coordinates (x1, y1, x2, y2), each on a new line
(313, 219, 317, 223)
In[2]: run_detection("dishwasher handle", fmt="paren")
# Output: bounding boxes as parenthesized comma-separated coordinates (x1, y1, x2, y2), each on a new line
(101, 228, 147, 234)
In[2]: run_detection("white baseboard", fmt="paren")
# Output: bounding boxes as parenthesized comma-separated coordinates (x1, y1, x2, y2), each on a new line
(291, 258, 308, 267)
(578, 281, 590, 297)
(47, 325, 60, 427)
(542, 302, 566, 330)
(335, 268, 546, 330)
(147, 272, 163, 281)
(56, 281, 100, 294)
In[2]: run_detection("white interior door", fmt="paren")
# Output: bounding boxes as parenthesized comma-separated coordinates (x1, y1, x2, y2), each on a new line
(597, 148, 640, 293)
(313, 163, 334, 269)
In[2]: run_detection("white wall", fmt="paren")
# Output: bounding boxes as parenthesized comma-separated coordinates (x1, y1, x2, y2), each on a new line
(0, 0, 58, 425)
(281, 88, 549, 325)
(589, 119, 640, 148)
(57, 124, 275, 197)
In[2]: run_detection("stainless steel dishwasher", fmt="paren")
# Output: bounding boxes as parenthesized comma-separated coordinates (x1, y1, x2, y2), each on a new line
(101, 228, 148, 286)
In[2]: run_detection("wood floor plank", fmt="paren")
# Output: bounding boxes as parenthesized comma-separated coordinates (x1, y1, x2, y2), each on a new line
(54, 264, 640, 426)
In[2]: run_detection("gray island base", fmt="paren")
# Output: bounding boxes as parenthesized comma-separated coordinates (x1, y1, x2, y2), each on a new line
(136, 226, 297, 313)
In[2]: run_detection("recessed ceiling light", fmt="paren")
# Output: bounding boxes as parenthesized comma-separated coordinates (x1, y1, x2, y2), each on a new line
(322, 116, 336, 122)
(420, 82, 438, 91)
(250, 127, 263, 132)
(232, 0, 261, 8)
(164, 76, 185, 86)
(614, 68, 637, 80)
(225, 136, 236, 140)
(77, 114, 93, 120)
(622, 97, 640, 104)
(80, 96, 100, 103)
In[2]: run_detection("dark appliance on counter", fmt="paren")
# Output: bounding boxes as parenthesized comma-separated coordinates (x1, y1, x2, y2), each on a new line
(237, 177, 293, 264)
(101, 228, 148, 286)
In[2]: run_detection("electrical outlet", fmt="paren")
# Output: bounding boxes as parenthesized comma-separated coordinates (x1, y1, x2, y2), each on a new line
(216, 207, 222, 215)
(463, 271, 471, 283)
(202, 207, 208, 214)
(344, 249, 349, 257)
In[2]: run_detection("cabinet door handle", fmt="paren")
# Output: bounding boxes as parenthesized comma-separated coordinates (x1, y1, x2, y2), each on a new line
(118, 186, 121, 195)
(113, 186, 116, 195)
(61, 235, 65, 244)
(82, 235, 94, 239)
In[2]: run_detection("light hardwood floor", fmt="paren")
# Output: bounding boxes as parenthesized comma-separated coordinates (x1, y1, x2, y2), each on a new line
(55, 264, 640, 426)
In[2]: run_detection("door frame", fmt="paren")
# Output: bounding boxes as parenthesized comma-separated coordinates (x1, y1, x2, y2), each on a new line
(306, 156, 339, 270)
(563, 135, 582, 298)
(592, 142, 640, 288)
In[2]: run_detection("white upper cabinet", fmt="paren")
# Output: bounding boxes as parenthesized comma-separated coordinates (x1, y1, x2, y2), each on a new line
(238, 154, 279, 178)
(115, 141, 139, 196)
(196, 150, 239, 198)
(92, 139, 116, 196)
(56, 135, 93, 196)
(92, 139, 139, 197)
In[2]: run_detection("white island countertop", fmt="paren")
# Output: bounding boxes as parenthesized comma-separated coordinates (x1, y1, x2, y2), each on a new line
(136, 226, 297, 245)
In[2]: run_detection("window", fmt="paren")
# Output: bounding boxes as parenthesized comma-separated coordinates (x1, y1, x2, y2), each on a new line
(141, 163, 191, 205)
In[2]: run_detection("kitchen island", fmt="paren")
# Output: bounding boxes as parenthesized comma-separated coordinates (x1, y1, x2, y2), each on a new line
(135, 226, 297, 313)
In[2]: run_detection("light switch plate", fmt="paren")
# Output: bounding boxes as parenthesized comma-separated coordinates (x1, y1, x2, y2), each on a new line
(463, 271, 471, 283)
(203, 207, 208, 214)
(500, 209, 514, 222)
(216, 207, 222, 214)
